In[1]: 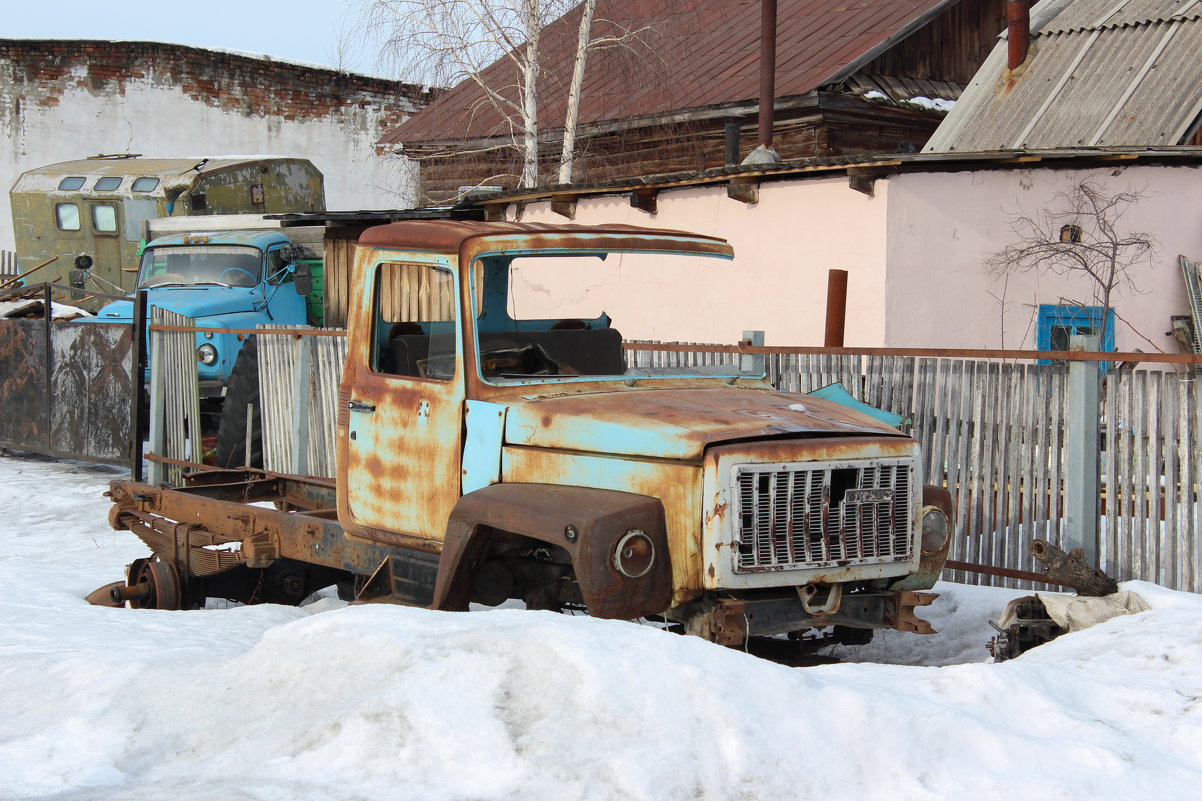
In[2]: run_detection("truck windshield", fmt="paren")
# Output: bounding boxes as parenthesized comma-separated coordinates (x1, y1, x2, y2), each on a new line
(137, 245, 264, 288)
(469, 250, 762, 384)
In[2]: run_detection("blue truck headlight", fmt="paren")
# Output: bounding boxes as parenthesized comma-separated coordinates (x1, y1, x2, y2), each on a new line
(197, 343, 218, 365)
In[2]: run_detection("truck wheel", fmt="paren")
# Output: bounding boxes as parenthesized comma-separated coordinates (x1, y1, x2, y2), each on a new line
(214, 336, 262, 468)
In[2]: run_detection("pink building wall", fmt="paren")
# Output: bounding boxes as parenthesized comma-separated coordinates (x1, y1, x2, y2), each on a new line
(886, 166, 1202, 353)
(510, 178, 889, 346)
(503, 160, 1202, 355)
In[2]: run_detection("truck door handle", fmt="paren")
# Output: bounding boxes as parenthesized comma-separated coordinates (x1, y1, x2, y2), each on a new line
(347, 399, 376, 413)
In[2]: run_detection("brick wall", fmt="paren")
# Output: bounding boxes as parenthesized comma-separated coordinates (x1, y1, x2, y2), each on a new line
(0, 39, 431, 130)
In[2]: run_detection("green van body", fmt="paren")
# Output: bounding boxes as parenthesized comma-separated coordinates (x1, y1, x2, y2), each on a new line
(9, 156, 324, 293)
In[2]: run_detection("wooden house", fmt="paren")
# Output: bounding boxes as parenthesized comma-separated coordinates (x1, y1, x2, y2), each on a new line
(380, 0, 1009, 203)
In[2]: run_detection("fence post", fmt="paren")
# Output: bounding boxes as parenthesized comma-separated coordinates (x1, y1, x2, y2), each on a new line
(290, 335, 313, 475)
(741, 330, 765, 375)
(1066, 334, 1101, 566)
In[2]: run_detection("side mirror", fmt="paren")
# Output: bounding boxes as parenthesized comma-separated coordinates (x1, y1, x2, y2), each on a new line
(281, 243, 307, 264)
(293, 261, 312, 296)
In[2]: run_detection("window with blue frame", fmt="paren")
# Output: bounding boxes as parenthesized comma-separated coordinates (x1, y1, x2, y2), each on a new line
(1036, 305, 1115, 366)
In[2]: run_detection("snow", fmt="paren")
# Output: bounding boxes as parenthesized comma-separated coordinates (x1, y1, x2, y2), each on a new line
(0, 300, 91, 320)
(2, 451, 1201, 800)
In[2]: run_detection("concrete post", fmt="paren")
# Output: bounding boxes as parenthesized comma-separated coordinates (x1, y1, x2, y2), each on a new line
(741, 330, 765, 376)
(1065, 333, 1101, 566)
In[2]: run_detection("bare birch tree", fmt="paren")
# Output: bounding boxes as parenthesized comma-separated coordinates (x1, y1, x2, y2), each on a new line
(985, 179, 1158, 348)
(358, 0, 654, 189)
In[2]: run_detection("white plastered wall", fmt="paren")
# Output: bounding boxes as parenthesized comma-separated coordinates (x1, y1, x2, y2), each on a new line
(0, 67, 418, 253)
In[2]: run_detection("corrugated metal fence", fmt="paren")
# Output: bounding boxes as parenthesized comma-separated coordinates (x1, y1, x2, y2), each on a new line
(258, 325, 346, 478)
(0, 251, 17, 278)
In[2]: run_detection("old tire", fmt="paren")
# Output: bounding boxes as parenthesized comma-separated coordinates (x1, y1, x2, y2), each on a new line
(214, 336, 262, 468)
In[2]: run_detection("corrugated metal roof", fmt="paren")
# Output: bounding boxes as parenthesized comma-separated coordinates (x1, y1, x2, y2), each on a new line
(383, 0, 957, 146)
(1043, 0, 1202, 32)
(925, 0, 1202, 151)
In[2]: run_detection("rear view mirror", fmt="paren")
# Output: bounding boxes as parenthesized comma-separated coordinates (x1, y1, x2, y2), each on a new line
(293, 261, 312, 295)
(281, 243, 306, 264)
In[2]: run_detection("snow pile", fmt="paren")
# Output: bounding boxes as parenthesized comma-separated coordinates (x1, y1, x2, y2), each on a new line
(0, 300, 92, 320)
(1, 452, 1201, 800)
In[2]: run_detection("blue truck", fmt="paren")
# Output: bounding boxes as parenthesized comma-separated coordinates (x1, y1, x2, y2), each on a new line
(87, 229, 314, 392)
(83, 228, 320, 466)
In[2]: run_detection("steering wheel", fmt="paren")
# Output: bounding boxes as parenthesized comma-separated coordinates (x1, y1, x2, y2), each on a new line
(218, 267, 258, 287)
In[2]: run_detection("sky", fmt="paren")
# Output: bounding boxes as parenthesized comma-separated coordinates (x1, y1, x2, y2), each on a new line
(2, 451, 1201, 800)
(5, 0, 392, 77)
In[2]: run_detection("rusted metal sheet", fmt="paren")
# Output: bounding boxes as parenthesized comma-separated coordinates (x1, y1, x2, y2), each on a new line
(0, 318, 49, 452)
(357, 219, 733, 259)
(0, 315, 132, 463)
(49, 321, 133, 464)
(500, 444, 704, 606)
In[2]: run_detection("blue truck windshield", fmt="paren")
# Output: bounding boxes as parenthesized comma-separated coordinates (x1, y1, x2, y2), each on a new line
(137, 245, 263, 288)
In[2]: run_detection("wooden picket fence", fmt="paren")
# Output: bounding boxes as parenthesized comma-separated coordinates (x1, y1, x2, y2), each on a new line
(0, 250, 17, 278)
(630, 343, 1202, 593)
(187, 331, 1198, 594)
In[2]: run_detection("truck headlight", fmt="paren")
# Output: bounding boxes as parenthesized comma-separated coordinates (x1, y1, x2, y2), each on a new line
(197, 343, 218, 365)
(613, 529, 654, 578)
(920, 507, 949, 553)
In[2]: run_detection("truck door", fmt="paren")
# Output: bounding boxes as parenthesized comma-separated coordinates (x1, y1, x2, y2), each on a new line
(343, 258, 464, 542)
(88, 202, 122, 289)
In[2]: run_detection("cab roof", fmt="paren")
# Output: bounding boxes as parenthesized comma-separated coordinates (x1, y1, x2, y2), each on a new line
(11, 157, 316, 197)
(145, 230, 291, 249)
(356, 219, 733, 258)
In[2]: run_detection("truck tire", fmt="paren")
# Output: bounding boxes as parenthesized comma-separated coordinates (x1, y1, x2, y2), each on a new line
(214, 337, 262, 468)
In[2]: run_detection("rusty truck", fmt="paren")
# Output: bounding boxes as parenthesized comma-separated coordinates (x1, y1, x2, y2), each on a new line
(102, 219, 952, 651)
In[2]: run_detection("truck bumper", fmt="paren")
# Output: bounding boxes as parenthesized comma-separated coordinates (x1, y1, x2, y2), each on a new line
(674, 588, 938, 646)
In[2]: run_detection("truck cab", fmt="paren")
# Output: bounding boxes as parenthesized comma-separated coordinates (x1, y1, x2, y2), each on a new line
(86, 230, 311, 394)
(335, 220, 952, 642)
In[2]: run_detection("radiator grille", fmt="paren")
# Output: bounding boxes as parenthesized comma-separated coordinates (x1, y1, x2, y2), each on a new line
(733, 459, 914, 572)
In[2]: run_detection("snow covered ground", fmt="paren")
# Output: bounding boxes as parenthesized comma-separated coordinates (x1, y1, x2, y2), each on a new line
(1, 451, 1200, 801)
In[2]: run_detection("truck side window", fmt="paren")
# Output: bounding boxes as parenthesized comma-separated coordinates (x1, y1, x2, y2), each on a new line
(373, 262, 457, 380)
(55, 203, 81, 232)
(91, 204, 117, 233)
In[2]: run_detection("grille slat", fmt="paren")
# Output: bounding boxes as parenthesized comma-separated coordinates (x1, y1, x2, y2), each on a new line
(733, 459, 914, 573)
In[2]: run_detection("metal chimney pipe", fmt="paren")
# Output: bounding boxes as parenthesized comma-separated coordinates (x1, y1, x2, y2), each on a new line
(758, 0, 777, 149)
(1008, 0, 1030, 70)
(824, 269, 848, 347)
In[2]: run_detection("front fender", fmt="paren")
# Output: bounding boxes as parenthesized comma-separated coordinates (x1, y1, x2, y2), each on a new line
(889, 484, 954, 591)
(433, 483, 671, 620)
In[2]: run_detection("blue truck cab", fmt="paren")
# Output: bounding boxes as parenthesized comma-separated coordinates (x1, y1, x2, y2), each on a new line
(86, 230, 311, 396)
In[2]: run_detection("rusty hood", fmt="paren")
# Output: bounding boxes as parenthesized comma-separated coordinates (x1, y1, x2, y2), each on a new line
(503, 386, 905, 461)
